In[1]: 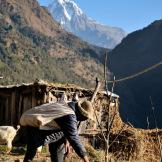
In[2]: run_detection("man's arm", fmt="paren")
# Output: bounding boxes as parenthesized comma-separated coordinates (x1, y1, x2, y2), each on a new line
(55, 114, 89, 161)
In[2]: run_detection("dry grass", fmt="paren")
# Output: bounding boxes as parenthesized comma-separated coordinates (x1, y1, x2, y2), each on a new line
(0, 144, 160, 162)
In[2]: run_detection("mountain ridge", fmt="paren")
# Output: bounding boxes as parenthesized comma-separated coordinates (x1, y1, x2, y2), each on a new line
(47, 0, 126, 49)
(109, 19, 162, 128)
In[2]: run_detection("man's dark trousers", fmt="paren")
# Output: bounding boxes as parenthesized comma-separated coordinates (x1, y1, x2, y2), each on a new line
(23, 127, 65, 162)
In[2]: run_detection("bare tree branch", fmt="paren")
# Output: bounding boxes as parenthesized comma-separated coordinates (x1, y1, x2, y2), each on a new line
(109, 123, 126, 148)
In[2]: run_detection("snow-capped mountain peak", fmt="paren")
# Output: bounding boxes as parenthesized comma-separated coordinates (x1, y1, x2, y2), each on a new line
(48, 0, 126, 48)
(70, 1, 83, 15)
(49, 0, 83, 23)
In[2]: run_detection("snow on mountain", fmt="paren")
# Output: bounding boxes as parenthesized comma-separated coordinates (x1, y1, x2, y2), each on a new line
(48, 0, 126, 49)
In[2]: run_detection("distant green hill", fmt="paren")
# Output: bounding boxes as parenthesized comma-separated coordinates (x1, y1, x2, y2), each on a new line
(109, 20, 162, 128)
(0, 0, 106, 87)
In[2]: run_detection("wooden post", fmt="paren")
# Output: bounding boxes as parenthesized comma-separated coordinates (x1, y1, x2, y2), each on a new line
(78, 78, 101, 131)
(18, 94, 23, 119)
(11, 91, 16, 125)
(5, 97, 9, 124)
(90, 78, 101, 103)
(32, 88, 36, 107)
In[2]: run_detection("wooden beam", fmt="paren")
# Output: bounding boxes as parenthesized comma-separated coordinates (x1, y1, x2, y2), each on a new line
(18, 94, 23, 120)
(90, 78, 101, 103)
(11, 91, 16, 125)
(32, 88, 36, 107)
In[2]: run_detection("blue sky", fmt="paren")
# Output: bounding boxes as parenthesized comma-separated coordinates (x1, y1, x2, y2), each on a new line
(38, 0, 162, 33)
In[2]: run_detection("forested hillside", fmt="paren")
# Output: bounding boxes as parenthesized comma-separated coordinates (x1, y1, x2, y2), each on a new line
(0, 0, 106, 87)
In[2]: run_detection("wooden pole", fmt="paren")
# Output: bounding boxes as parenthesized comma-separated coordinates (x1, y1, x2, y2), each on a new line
(90, 77, 101, 103)
(78, 78, 101, 130)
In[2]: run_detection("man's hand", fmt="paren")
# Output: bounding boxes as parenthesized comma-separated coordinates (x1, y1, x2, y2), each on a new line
(83, 155, 89, 162)
(64, 140, 71, 158)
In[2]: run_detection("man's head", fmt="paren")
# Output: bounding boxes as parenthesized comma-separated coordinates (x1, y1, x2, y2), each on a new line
(77, 100, 94, 121)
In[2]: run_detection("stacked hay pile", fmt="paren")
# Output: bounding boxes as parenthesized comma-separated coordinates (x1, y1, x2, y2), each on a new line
(83, 93, 162, 162)
(135, 129, 162, 162)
